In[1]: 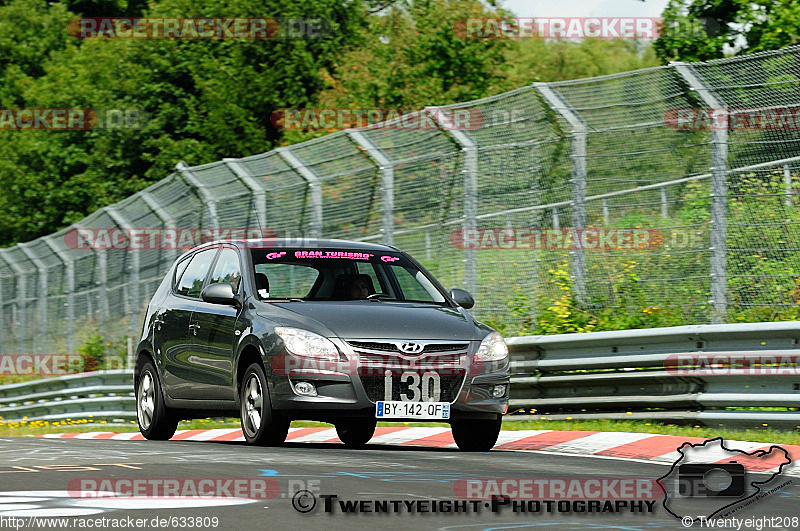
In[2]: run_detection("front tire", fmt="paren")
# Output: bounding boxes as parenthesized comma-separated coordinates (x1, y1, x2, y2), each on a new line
(136, 361, 178, 440)
(335, 418, 376, 449)
(240, 363, 289, 446)
(451, 416, 502, 452)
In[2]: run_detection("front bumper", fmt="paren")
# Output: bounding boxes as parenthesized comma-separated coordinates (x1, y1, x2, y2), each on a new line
(267, 338, 509, 421)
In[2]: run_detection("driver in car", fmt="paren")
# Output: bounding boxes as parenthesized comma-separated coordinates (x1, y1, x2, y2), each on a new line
(349, 277, 370, 299)
(332, 274, 374, 300)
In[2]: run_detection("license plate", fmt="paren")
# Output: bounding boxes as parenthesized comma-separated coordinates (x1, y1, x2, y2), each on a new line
(375, 401, 450, 419)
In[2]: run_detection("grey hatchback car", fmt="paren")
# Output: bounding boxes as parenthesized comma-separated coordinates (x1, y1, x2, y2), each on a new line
(135, 239, 510, 451)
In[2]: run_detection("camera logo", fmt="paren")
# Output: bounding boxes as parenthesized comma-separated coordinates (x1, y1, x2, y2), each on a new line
(659, 437, 791, 524)
(677, 463, 745, 498)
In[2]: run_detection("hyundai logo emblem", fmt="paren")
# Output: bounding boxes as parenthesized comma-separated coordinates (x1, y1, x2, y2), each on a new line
(398, 342, 424, 354)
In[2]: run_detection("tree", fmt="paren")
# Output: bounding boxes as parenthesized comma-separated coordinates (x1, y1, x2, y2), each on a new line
(0, 0, 367, 243)
(506, 39, 660, 85)
(315, 0, 511, 110)
(655, 0, 800, 63)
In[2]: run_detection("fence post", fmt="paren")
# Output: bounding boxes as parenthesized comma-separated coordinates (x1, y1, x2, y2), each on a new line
(140, 189, 179, 263)
(0, 250, 27, 351)
(346, 130, 395, 246)
(277, 148, 323, 238)
(176, 162, 220, 229)
(674, 63, 728, 322)
(661, 187, 669, 218)
(105, 206, 140, 339)
(425, 108, 478, 295)
(785, 164, 792, 207)
(0, 273, 3, 354)
(97, 246, 109, 330)
(534, 83, 587, 300)
(18, 243, 47, 354)
(44, 237, 75, 353)
(223, 158, 268, 233)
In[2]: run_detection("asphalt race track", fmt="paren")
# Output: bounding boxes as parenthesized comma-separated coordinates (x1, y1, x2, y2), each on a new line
(0, 436, 797, 530)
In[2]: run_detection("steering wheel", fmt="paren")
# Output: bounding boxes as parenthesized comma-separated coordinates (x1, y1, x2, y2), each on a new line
(367, 293, 392, 300)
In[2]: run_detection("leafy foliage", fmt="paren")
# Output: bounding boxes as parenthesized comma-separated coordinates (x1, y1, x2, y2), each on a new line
(655, 0, 800, 62)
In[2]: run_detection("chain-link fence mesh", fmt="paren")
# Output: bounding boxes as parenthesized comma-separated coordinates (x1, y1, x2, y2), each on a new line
(2, 46, 800, 355)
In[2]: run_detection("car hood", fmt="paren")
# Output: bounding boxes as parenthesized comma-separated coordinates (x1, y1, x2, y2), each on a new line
(265, 301, 483, 340)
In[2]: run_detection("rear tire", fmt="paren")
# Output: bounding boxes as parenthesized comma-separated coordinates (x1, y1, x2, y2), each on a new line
(335, 419, 376, 449)
(240, 363, 289, 446)
(451, 416, 502, 452)
(136, 361, 178, 440)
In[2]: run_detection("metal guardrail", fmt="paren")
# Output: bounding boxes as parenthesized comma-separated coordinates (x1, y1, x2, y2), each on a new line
(1, 323, 799, 430)
(507, 322, 800, 430)
(0, 370, 134, 423)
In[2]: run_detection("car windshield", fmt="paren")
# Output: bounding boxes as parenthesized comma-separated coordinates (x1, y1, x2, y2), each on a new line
(250, 248, 447, 304)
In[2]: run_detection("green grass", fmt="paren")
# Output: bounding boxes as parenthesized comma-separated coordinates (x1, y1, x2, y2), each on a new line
(1, 416, 797, 445)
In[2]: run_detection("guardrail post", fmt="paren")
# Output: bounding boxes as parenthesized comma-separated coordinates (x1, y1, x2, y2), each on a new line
(0, 250, 28, 351)
(535, 83, 587, 300)
(176, 162, 220, 229)
(140, 189, 179, 262)
(18, 243, 48, 354)
(661, 187, 669, 218)
(276, 148, 323, 238)
(426, 108, 478, 295)
(44, 237, 75, 353)
(223, 158, 268, 233)
(674, 63, 728, 322)
(105, 206, 140, 339)
(345, 130, 395, 246)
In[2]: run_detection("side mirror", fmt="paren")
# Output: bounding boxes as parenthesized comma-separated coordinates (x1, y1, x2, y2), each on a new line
(449, 288, 475, 309)
(201, 283, 238, 306)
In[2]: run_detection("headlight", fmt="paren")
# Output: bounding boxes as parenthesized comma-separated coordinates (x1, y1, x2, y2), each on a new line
(476, 332, 508, 362)
(275, 327, 339, 361)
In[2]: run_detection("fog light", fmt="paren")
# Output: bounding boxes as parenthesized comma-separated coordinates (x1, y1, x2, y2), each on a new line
(294, 381, 317, 396)
(492, 384, 506, 398)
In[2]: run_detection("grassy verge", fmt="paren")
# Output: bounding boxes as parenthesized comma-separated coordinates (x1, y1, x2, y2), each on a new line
(1, 417, 797, 445)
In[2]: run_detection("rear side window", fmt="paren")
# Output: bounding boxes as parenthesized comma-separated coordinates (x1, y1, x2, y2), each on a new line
(175, 249, 217, 298)
(208, 248, 242, 293)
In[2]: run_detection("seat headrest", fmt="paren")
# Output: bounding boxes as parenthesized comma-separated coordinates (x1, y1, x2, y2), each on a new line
(255, 272, 269, 298)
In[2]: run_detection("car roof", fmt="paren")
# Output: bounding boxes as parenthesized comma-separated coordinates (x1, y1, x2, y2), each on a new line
(192, 238, 400, 253)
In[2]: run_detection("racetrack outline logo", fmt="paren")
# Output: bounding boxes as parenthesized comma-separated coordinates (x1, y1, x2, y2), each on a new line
(658, 437, 792, 524)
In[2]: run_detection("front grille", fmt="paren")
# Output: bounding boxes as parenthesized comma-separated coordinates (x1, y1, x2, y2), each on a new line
(347, 341, 399, 353)
(347, 340, 469, 355)
(360, 374, 465, 403)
